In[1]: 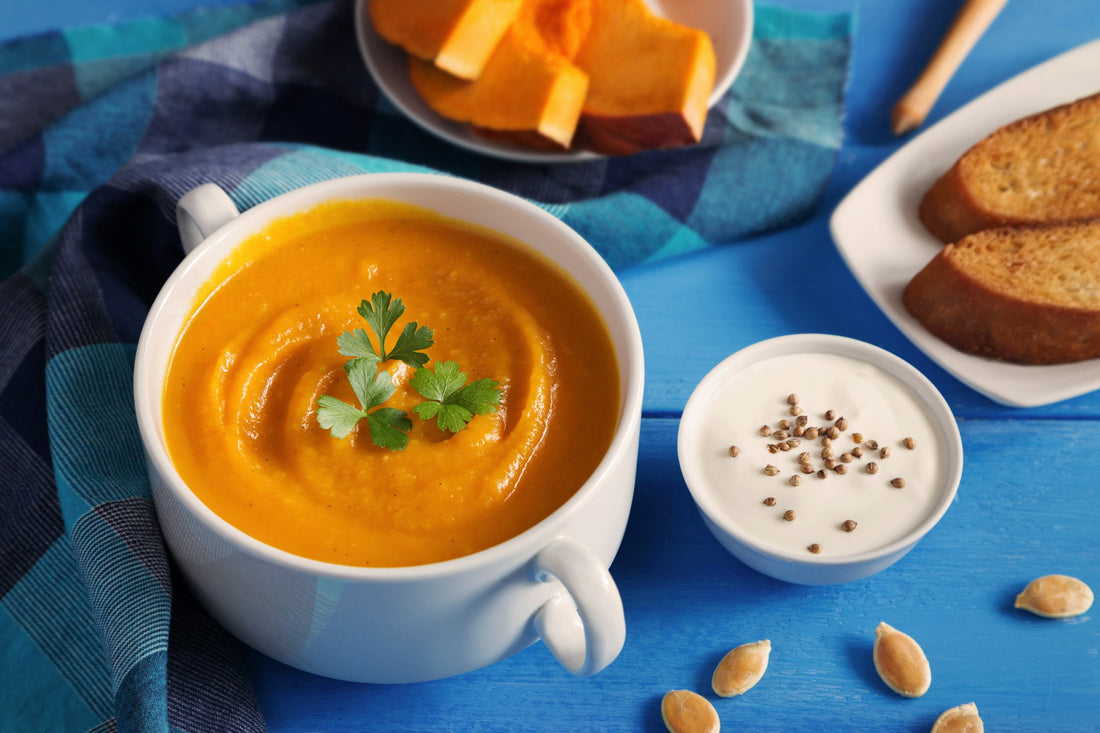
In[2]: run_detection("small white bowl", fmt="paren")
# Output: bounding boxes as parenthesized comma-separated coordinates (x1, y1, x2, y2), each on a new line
(677, 334, 963, 585)
(355, 0, 753, 163)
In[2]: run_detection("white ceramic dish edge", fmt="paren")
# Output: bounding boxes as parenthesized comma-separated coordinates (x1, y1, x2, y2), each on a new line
(830, 38, 1100, 408)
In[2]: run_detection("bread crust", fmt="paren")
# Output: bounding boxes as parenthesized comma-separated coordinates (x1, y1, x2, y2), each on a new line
(918, 92, 1100, 244)
(903, 224, 1100, 365)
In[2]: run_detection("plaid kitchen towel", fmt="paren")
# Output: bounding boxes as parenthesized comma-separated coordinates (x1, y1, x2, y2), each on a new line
(0, 1, 853, 730)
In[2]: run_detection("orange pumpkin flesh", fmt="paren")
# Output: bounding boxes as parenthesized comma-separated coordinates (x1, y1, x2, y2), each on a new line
(375, 0, 716, 155)
(573, 0, 716, 155)
(369, 0, 523, 80)
(407, 0, 591, 150)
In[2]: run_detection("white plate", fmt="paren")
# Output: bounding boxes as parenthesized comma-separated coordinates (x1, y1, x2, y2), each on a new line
(830, 38, 1100, 408)
(354, 0, 753, 164)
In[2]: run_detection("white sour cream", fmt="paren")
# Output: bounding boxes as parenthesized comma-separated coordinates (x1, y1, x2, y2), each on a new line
(689, 352, 947, 558)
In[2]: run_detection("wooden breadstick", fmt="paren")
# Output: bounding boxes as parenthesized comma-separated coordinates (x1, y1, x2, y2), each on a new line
(891, 0, 1008, 135)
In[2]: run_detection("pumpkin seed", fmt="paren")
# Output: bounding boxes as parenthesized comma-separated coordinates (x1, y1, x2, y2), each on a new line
(1014, 574, 1094, 618)
(660, 689, 719, 733)
(872, 622, 930, 698)
(931, 702, 984, 733)
(711, 640, 771, 698)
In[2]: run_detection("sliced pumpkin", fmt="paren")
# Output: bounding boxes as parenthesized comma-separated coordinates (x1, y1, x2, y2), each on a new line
(369, 0, 524, 80)
(573, 0, 716, 155)
(407, 0, 592, 150)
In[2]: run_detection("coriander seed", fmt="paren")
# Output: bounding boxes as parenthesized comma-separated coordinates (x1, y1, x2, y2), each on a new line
(879, 446, 891, 459)
(824, 409, 837, 420)
(840, 452, 853, 463)
(835, 464, 848, 475)
(816, 469, 828, 480)
(852, 446, 864, 458)
(763, 497, 777, 506)
(767, 444, 778, 454)
(800, 464, 815, 474)
(787, 394, 799, 406)
(807, 543, 821, 554)
(841, 519, 857, 532)
(764, 464, 779, 476)
(824, 458, 838, 470)
(804, 427, 819, 439)
(891, 477, 906, 488)
(827, 426, 840, 440)
(793, 425, 805, 437)
(865, 439, 879, 450)
(852, 432, 864, 444)
(866, 462, 878, 474)
(789, 405, 802, 416)
(778, 419, 791, 430)
(729, 445, 740, 457)
(903, 437, 916, 450)
(789, 475, 801, 487)
(796, 415, 808, 427)
(783, 510, 796, 521)
(835, 416, 848, 431)
(798, 451, 812, 464)
(778, 441, 791, 451)
(774, 430, 789, 440)
(760, 425, 772, 437)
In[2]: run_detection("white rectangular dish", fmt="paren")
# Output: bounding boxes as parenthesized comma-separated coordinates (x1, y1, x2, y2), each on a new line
(830, 39, 1100, 408)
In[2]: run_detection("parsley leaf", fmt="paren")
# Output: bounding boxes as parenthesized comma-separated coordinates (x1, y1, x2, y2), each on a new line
(315, 358, 411, 449)
(346, 356, 395, 408)
(355, 291, 434, 367)
(365, 407, 413, 451)
(336, 328, 381, 366)
(386, 321, 435, 368)
(411, 361, 502, 433)
(315, 395, 367, 440)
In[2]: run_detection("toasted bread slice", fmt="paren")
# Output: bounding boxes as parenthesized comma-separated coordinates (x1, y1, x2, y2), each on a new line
(903, 221, 1100, 364)
(919, 92, 1100, 244)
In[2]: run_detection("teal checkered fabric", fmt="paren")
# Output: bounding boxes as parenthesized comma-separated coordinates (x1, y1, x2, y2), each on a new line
(0, 1, 853, 730)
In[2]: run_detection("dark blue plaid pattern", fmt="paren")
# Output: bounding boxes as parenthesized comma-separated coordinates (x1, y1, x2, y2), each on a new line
(0, 1, 852, 730)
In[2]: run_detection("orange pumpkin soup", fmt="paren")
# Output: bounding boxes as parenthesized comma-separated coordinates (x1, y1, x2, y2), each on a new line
(162, 199, 620, 567)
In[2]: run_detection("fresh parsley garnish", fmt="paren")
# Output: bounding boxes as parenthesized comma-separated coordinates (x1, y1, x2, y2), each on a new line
(336, 291, 434, 367)
(411, 361, 502, 433)
(316, 292, 501, 450)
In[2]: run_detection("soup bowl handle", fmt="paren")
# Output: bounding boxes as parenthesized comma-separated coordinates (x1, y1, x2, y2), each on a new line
(176, 183, 242, 254)
(531, 537, 625, 677)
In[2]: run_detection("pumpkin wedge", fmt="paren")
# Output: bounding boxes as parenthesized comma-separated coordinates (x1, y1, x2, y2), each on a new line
(407, 0, 591, 150)
(369, 0, 523, 80)
(573, 0, 716, 155)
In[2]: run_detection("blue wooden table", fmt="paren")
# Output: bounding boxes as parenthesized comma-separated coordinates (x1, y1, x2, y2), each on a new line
(4, 1, 1097, 730)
